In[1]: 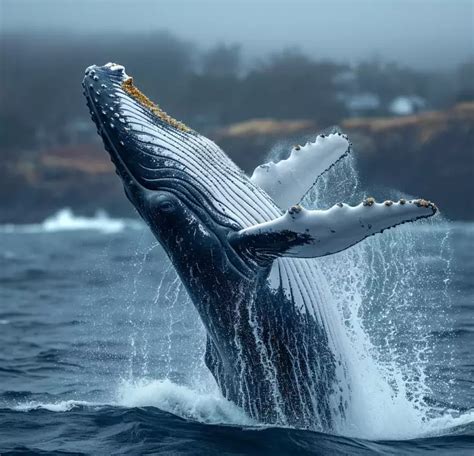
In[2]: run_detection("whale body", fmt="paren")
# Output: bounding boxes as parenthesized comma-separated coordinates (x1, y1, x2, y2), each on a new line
(83, 63, 437, 431)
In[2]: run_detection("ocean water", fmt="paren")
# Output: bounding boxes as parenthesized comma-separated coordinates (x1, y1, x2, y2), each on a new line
(0, 206, 473, 455)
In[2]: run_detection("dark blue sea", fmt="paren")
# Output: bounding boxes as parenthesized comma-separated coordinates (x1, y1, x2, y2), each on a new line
(0, 208, 473, 455)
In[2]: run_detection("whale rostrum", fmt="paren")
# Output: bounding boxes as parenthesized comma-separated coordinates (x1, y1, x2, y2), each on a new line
(83, 63, 437, 430)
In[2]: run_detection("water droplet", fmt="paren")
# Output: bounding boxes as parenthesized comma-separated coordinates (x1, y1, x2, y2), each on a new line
(93, 76, 99, 81)
(114, 113, 120, 118)
(101, 84, 107, 89)
(110, 122, 115, 129)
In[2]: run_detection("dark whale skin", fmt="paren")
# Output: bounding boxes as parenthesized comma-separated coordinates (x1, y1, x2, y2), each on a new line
(82, 63, 347, 431)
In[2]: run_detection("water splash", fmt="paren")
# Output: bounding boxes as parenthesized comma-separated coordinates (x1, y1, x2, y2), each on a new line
(113, 150, 468, 440)
(116, 378, 253, 425)
(302, 154, 460, 439)
(121, 230, 211, 392)
(126, 237, 160, 380)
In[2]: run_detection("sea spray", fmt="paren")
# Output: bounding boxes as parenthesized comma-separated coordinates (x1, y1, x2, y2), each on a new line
(117, 147, 460, 439)
(303, 154, 456, 439)
(116, 378, 253, 425)
(123, 231, 211, 391)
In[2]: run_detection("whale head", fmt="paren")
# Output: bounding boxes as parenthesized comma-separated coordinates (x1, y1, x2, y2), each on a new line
(83, 63, 256, 281)
(83, 64, 191, 189)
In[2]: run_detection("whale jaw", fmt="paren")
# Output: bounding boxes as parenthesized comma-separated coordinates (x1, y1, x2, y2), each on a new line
(83, 63, 191, 193)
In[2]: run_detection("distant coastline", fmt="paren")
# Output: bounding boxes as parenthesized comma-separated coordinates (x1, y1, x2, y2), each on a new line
(3, 103, 472, 223)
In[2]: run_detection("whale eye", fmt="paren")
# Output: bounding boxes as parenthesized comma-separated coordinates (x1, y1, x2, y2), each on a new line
(152, 193, 179, 214)
(157, 200, 175, 213)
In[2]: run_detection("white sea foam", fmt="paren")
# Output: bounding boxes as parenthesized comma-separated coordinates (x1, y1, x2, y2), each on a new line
(10, 379, 254, 426)
(8, 377, 472, 439)
(297, 155, 470, 441)
(418, 409, 474, 437)
(13, 400, 97, 412)
(0, 208, 142, 234)
(116, 378, 254, 426)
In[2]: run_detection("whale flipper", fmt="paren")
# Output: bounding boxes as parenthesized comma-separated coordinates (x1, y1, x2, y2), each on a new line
(232, 199, 437, 262)
(250, 133, 350, 209)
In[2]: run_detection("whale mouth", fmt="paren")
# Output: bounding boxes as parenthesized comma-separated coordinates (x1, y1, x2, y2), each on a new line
(83, 63, 244, 234)
(82, 63, 192, 190)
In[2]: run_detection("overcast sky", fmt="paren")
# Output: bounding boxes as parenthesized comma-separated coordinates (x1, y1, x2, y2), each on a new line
(2, 0, 473, 69)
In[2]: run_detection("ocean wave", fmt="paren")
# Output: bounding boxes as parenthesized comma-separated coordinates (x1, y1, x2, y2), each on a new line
(7, 378, 473, 441)
(8, 379, 253, 426)
(0, 208, 142, 234)
(2, 406, 472, 456)
(116, 378, 255, 426)
(423, 409, 474, 436)
(11, 399, 99, 412)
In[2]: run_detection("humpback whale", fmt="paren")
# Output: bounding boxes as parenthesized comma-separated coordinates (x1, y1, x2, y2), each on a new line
(83, 63, 437, 431)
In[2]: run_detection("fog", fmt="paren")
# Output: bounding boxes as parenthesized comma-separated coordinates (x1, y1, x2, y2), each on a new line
(1, 0, 473, 223)
(2, 0, 473, 69)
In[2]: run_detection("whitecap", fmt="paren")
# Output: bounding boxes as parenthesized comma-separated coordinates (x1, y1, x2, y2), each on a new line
(116, 378, 254, 426)
(12, 400, 97, 412)
(0, 208, 142, 234)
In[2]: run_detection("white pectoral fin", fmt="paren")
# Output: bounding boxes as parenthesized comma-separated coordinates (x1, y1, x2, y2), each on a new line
(232, 198, 437, 262)
(250, 133, 350, 209)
